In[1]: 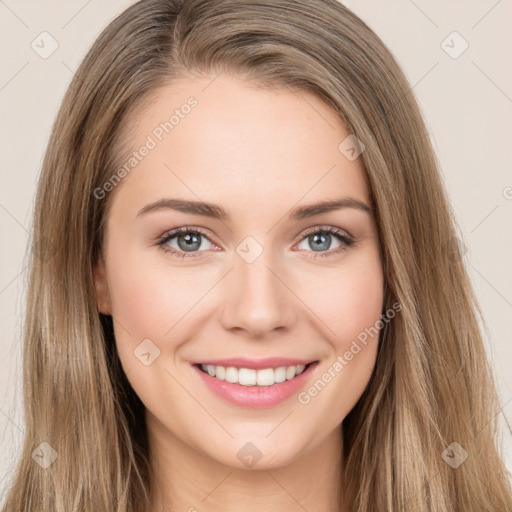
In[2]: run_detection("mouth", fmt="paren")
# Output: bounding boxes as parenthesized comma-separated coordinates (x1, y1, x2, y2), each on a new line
(191, 359, 320, 408)
(195, 361, 316, 386)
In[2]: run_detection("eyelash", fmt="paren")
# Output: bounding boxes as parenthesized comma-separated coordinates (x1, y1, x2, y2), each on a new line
(155, 226, 355, 260)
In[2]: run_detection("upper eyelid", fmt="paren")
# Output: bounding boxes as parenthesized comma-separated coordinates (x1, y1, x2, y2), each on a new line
(301, 225, 353, 239)
(158, 226, 216, 244)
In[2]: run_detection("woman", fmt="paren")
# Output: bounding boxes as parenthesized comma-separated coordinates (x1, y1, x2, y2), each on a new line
(3, 0, 511, 510)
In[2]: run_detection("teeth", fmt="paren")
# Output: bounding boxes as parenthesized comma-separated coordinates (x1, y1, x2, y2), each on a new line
(215, 365, 226, 380)
(225, 366, 238, 383)
(256, 368, 274, 386)
(239, 368, 257, 386)
(199, 363, 308, 386)
(274, 366, 287, 383)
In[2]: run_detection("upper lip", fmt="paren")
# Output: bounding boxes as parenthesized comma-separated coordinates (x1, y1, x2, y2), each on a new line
(192, 357, 317, 370)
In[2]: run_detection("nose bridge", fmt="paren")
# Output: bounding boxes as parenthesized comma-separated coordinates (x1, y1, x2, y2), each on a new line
(220, 237, 296, 336)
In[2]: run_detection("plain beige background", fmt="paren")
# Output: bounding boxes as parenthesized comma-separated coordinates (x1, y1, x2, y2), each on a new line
(1, 0, 511, 500)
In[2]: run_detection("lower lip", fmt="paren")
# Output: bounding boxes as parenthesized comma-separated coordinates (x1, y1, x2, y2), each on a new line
(192, 362, 319, 408)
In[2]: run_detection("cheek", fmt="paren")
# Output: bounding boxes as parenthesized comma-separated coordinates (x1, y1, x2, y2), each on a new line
(330, 268, 383, 349)
(303, 250, 384, 351)
(106, 245, 212, 340)
(294, 250, 383, 410)
(104, 246, 211, 407)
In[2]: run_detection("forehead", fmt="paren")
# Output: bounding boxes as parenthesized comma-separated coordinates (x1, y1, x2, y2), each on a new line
(107, 74, 371, 217)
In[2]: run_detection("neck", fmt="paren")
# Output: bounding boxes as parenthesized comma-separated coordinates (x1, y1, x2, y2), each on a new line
(147, 413, 346, 512)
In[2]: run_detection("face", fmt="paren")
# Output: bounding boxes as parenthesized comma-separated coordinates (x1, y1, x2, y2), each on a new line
(94, 74, 384, 470)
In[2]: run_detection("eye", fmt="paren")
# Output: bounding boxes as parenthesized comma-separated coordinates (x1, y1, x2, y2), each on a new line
(156, 225, 355, 259)
(156, 227, 215, 258)
(294, 226, 355, 259)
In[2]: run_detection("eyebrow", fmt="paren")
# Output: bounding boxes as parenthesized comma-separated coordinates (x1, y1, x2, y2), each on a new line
(136, 197, 373, 221)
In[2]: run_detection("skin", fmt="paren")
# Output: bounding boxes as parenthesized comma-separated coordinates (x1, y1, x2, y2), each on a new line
(94, 73, 384, 512)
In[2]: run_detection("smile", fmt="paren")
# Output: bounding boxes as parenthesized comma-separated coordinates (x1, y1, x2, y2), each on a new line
(192, 359, 319, 408)
(198, 363, 309, 386)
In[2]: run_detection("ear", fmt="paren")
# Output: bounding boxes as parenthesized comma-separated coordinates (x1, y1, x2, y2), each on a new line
(94, 255, 112, 315)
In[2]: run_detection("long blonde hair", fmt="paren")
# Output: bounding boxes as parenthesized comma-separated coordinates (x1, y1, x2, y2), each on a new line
(3, 0, 511, 510)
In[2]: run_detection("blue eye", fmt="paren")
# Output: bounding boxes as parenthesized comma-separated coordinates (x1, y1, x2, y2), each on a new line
(156, 227, 214, 258)
(156, 226, 354, 259)
(296, 226, 355, 258)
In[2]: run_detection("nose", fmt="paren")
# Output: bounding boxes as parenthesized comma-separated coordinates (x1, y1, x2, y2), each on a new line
(219, 249, 297, 339)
